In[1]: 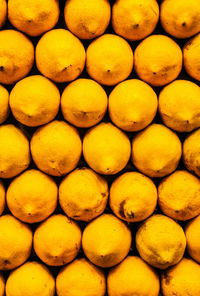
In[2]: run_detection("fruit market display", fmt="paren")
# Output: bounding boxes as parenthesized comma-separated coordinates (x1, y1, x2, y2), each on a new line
(0, 0, 200, 295)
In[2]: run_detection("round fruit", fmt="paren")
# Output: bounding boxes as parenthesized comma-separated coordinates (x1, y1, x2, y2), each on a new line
(161, 258, 200, 296)
(6, 262, 55, 296)
(86, 34, 134, 85)
(83, 122, 131, 175)
(61, 78, 108, 128)
(136, 214, 186, 269)
(8, 0, 60, 36)
(109, 79, 158, 132)
(132, 124, 182, 178)
(160, 0, 200, 39)
(183, 128, 200, 177)
(34, 214, 81, 266)
(112, 0, 159, 41)
(0, 181, 5, 216)
(0, 124, 30, 179)
(31, 120, 82, 176)
(0, 84, 9, 124)
(185, 215, 200, 263)
(10, 75, 60, 127)
(0, 273, 4, 296)
(0, 215, 32, 270)
(64, 0, 111, 39)
(107, 256, 160, 296)
(56, 258, 106, 296)
(134, 35, 182, 86)
(184, 33, 200, 81)
(7, 169, 58, 223)
(0, 30, 34, 84)
(59, 168, 108, 221)
(0, 0, 7, 28)
(36, 29, 86, 83)
(82, 214, 132, 268)
(159, 80, 200, 132)
(110, 171, 157, 222)
(158, 170, 200, 221)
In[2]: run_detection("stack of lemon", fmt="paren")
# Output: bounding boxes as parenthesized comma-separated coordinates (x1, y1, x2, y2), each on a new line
(0, 0, 200, 295)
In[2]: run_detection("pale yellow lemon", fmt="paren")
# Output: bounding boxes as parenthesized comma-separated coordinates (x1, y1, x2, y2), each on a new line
(158, 170, 200, 221)
(110, 171, 157, 222)
(86, 34, 134, 85)
(10, 75, 60, 127)
(59, 168, 108, 221)
(112, 0, 159, 41)
(0, 215, 32, 270)
(184, 33, 200, 81)
(159, 80, 200, 132)
(31, 120, 82, 176)
(132, 124, 182, 178)
(64, 0, 111, 39)
(34, 214, 81, 266)
(0, 124, 30, 179)
(108, 256, 160, 296)
(109, 79, 158, 132)
(134, 35, 182, 86)
(82, 214, 132, 268)
(56, 258, 106, 296)
(36, 29, 86, 83)
(61, 78, 108, 128)
(7, 169, 58, 223)
(0, 30, 34, 84)
(6, 261, 55, 296)
(161, 0, 200, 39)
(83, 122, 131, 175)
(0, 84, 9, 124)
(8, 0, 59, 36)
(136, 214, 186, 269)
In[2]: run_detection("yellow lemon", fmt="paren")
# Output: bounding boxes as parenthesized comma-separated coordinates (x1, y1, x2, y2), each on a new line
(110, 171, 157, 222)
(36, 29, 86, 83)
(132, 124, 182, 178)
(112, 0, 159, 41)
(183, 128, 200, 177)
(10, 75, 60, 127)
(0, 0, 7, 28)
(134, 35, 182, 86)
(86, 34, 134, 85)
(159, 80, 200, 132)
(34, 214, 81, 266)
(61, 78, 108, 128)
(0, 215, 32, 270)
(109, 79, 158, 132)
(56, 258, 106, 296)
(59, 167, 108, 221)
(108, 256, 160, 296)
(184, 33, 200, 81)
(64, 0, 111, 39)
(185, 215, 200, 263)
(0, 181, 5, 216)
(161, 0, 200, 39)
(82, 214, 132, 268)
(0, 124, 30, 179)
(6, 261, 55, 296)
(31, 120, 82, 176)
(0, 273, 4, 296)
(7, 169, 58, 223)
(83, 122, 131, 175)
(136, 214, 186, 269)
(161, 258, 200, 296)
(158, 170, 200, 221)
(0, 84, 9, 124)
(0, 30, 34, 84)
(8, 0, 60, 36)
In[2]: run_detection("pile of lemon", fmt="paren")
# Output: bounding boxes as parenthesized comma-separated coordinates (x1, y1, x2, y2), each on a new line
(0, 0, 200, 295)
